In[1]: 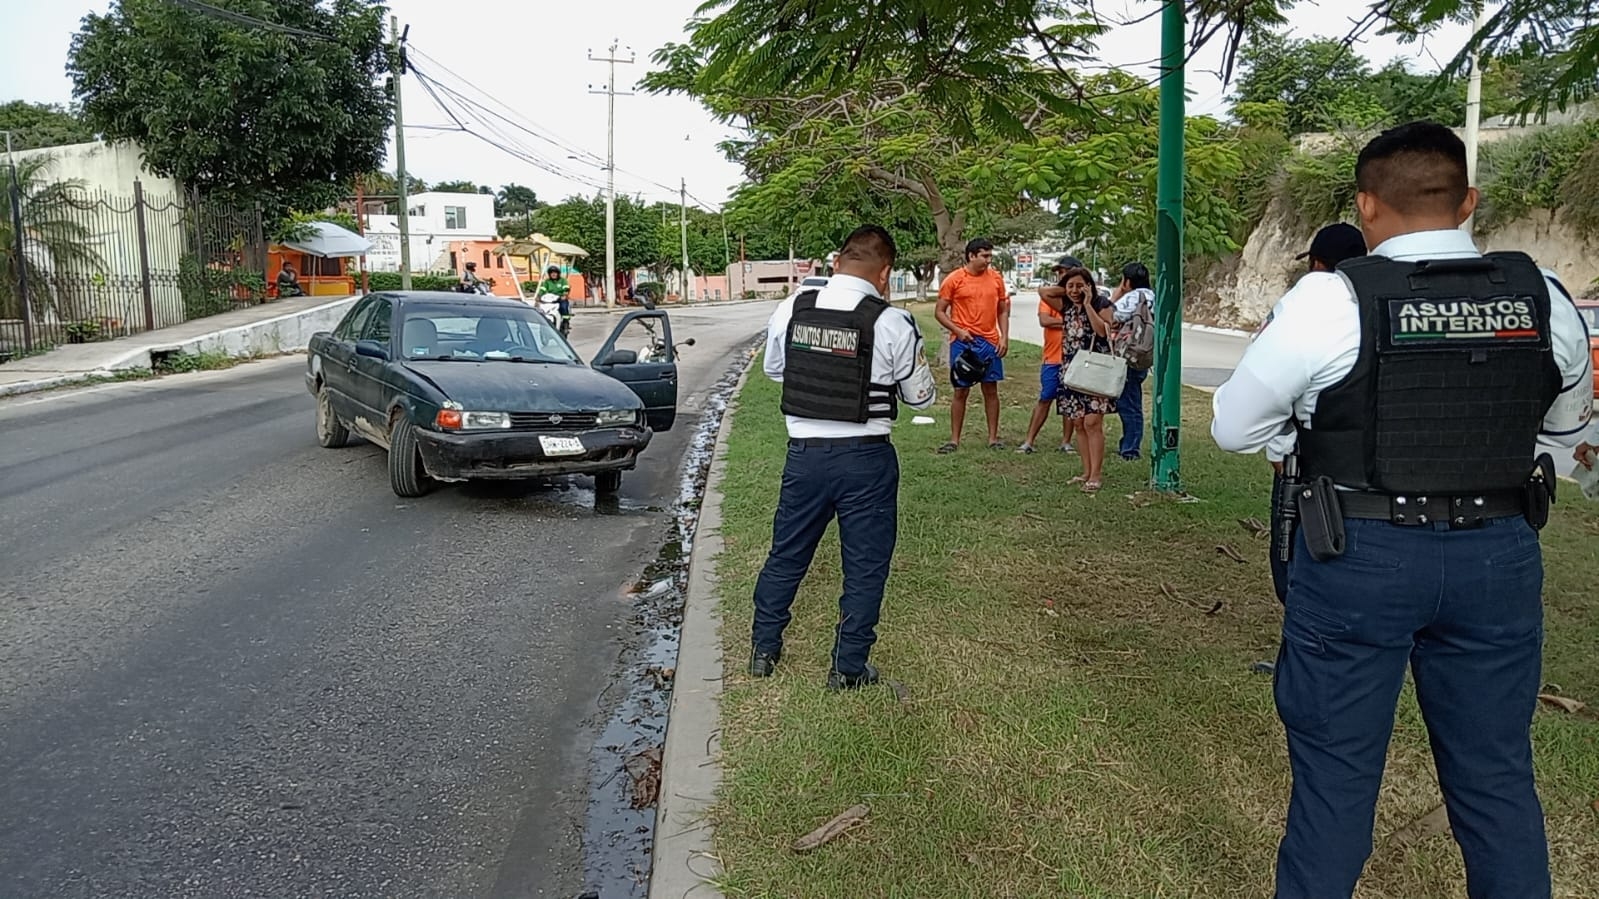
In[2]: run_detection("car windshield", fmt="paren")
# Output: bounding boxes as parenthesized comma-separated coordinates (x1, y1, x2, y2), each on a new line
(398, 305, 578, 363)
(1579, 305, 1598, 336)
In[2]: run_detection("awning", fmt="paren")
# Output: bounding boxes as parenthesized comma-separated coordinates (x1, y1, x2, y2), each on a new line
(500, 232, 590, 259)
(283, 221, 374, 258)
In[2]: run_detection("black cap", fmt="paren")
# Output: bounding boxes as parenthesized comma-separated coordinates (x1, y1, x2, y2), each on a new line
(1053, 255, 1083, 270)
(1295, 223, 1366, 266)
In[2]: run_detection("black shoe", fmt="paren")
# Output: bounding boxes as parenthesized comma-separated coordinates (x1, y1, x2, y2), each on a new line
(826, 663, 880, 691)
(749, 648, 781, 678)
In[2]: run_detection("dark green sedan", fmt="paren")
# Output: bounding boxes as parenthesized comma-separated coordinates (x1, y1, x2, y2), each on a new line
(305, 291, 681, 497)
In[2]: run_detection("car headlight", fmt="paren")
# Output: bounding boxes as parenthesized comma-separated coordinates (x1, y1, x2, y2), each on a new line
(436, 409, 511, 430)
(596, 408, 636, 426)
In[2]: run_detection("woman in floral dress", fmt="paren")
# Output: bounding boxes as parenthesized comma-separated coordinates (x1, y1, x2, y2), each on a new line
(1055, 267, 1117, 492)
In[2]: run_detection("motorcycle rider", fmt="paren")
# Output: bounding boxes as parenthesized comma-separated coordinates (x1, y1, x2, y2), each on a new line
(536, 264, 572, 336)
(458, 261, 488, 294)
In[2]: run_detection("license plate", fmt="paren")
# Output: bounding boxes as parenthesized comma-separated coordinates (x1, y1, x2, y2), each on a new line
(539, 435, 585, 456)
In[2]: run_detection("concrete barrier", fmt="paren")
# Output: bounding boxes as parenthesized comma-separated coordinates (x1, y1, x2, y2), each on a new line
(150, 296, 360, 358)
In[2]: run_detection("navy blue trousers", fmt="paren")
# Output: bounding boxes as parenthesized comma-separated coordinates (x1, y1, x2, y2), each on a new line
(750, 440, 899, 675)
(1275, 516, 1549, 899)
(1117, 366, 1147, 458)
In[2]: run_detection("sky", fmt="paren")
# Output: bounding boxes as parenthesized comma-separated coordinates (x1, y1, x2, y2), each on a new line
(0, 0, 1475, 210)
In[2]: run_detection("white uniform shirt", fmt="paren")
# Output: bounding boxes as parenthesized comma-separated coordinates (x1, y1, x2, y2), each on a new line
(764, 274, 935, 439)
(1112, 287, 1153, 323)
(1213, 229, 1594, 466)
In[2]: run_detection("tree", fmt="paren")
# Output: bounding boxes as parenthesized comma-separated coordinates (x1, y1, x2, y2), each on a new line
(1230, 35, 1382, 135)
(430, 180, 488, 195)
(0, 102, 96, 151)
(69, 0, 394, 224)
(531, 194, 657, 283)
(495, 183, 540, 218)
(1, 155, 104, 323)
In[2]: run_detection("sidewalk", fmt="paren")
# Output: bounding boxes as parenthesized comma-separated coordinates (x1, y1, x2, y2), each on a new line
(651, 311, 1599, 898)
(0, 294, 358, 397)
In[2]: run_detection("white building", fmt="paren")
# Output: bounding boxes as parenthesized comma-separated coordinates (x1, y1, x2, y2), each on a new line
(364, 191, 498, 273)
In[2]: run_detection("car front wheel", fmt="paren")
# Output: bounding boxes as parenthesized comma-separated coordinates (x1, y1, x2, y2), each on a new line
(315, 386, 352, 448)
(389, 419, 433, 497)
(594, 469, 622, 495)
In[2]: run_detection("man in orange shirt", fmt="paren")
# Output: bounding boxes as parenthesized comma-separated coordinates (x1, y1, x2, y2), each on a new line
(934, 238, 1010, 452)
(1018, 256, 1079, 454)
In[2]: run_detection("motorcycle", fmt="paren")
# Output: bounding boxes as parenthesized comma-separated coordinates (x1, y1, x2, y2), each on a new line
(455, 279, 492, 296)
(636, 312, 694, 363)
(531, 292, 572, 338)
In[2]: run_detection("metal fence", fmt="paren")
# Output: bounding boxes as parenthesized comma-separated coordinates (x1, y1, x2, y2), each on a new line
(2, 180, 265, 353)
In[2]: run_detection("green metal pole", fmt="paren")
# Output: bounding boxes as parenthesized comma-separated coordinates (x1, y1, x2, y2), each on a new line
(1151, 0, 1186, 492)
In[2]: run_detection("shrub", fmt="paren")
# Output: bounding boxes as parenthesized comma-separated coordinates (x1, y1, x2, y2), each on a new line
(1477, 121, 1599, 235)
(366, 271, 460, 292)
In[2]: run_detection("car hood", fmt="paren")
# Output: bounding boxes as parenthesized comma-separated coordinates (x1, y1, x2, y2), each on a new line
(402, 360, 643, 412)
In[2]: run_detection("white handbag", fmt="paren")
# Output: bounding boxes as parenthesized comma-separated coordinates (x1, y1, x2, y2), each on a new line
(1062, 347, 1128, 399)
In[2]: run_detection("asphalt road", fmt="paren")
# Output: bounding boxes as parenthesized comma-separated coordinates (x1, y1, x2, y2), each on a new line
(0, 301, 776, 899)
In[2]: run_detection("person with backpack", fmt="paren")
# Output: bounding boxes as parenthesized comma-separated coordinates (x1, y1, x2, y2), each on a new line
(1109, 263, 1156, 460)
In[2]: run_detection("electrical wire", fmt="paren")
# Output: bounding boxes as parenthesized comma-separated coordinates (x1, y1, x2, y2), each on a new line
(163, 0, 337, 42)
(407, 44, 720, 207)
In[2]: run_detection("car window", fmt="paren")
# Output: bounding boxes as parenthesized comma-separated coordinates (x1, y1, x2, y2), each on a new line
(334, 298, 375, 341)
(360, 299, 393, 344)
(398, 305, 579, 363)
(1578, 306, 1598, 336)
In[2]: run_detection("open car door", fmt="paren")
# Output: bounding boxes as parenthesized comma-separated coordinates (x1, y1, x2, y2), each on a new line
(592, 309, 679, 432)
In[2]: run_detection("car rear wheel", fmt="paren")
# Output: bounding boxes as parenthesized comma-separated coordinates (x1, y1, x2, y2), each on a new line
(315, 386, 352, 448)
(594, 469, 623, 496)
(389, 419, 432, 497)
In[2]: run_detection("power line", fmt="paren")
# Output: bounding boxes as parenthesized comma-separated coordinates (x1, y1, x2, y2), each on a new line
(407, 43, 714, 207)
(164, 0, 337, 42)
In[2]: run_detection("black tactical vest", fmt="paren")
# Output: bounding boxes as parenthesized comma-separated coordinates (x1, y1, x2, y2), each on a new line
(780, 290, 898, 423)
(1297, 252, 1561, 494)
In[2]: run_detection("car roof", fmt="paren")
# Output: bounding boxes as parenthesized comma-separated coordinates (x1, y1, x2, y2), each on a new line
(373, 290, 531, 311)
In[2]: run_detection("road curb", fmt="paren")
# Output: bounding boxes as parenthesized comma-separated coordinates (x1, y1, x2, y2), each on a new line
(647, 362, 753, 899)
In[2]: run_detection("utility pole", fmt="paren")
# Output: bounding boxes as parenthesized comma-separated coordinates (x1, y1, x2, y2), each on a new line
(589, 40, 634, 308)
(1151, 0, 1186, 493)
(1462, 2, 1487, 236)
(391, 16, 413, 289)
(355, 173, 370, 295)
(4, 130, 33, 350)
(680, 178, 691, 302)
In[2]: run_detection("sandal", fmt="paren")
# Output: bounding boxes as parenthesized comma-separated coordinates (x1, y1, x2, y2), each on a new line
(937, 442, 959, 454)
(1058, 444, 1076, 454)
(988, 441, 1006, 450)
(1068, 475, 1087, 484)
(1015, 444, 1035, 454)
(1081, 480, 1102, 493)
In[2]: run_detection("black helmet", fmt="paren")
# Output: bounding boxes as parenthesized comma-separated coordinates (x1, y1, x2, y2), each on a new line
(950, 344, 990, 388)
(464, 261, 477, 270)
(547, 265, 561, 275)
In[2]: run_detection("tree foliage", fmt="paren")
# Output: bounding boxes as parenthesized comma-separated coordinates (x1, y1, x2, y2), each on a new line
(530, 194, 658, 282)
(495, 183, 540, 218)
(430, 180, 491, 195)
(69, 0, 394, 223)
(0, 102, 96, 151)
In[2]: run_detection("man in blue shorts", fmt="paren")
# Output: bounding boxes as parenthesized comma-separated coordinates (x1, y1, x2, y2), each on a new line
(935, 238, 1010, 452)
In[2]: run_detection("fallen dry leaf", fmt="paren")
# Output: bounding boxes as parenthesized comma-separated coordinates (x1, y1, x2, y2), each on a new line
(1238, 517, 1270, 536)
(624, 746, 663, 809)
(1217, 544, 1248, 564)
(792, 804, 870, 852)
(1537, 693, 1587, 715)
(1388, 803, 1451, 848)
(1205, 601, 1225, 616)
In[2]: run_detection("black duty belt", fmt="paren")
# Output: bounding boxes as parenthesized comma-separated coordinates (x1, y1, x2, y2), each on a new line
(788, 435, 890, 448)
(1337, 490, 1524, 528)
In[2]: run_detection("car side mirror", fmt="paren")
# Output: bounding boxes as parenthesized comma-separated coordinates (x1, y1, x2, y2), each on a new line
(605, 348, 639, 366)
(355, 339, 390, 361)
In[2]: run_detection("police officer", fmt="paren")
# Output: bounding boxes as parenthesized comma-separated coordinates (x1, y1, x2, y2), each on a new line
(749, 225, 937, 690)
(1259, 222, 1368, 603)
(1212, 121, 1594, 899)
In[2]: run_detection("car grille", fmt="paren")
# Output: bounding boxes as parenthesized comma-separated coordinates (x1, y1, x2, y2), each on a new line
(507, 412, 603, 432)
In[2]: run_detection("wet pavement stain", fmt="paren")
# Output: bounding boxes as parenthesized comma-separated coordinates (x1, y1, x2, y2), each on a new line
(577, 342, 760, 898)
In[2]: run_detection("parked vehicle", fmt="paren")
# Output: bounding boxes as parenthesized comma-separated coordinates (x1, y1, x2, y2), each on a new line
(305, 291, 680, 497)
(1577, 299, 1598, 398)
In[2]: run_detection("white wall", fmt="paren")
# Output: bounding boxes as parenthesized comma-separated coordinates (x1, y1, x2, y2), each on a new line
(13, 140, 180, 198)
(364, 191, 498, 273)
